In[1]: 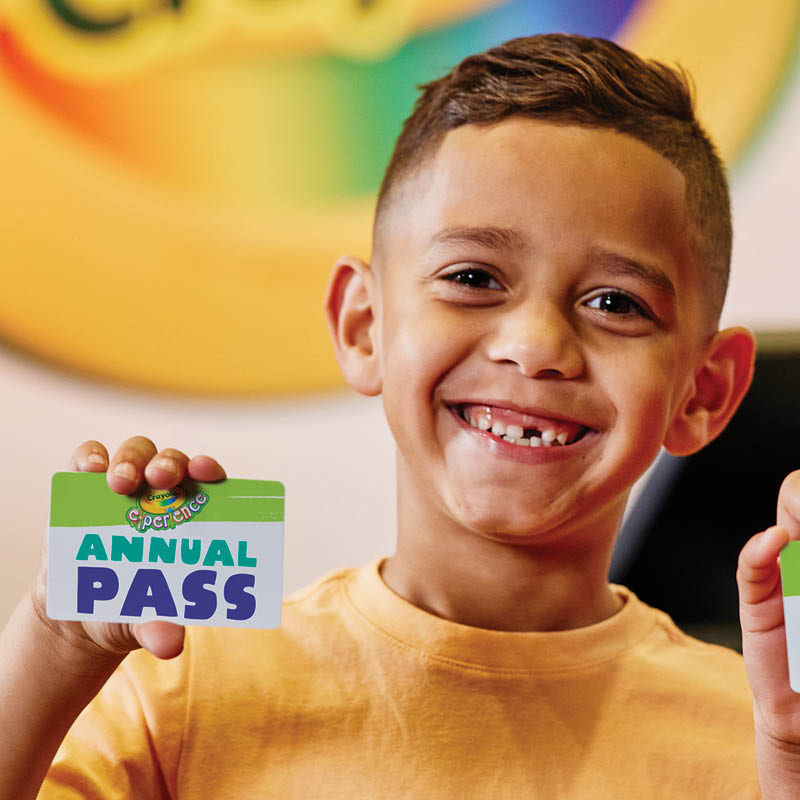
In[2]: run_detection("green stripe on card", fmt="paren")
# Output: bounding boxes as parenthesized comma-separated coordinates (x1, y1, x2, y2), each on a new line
(781, 541, 800, 597)
(50, 472, 284, 527)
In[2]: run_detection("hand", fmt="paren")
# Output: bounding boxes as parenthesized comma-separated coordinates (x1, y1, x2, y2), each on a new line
(0, 435, 226, 800)
(32, 436, 226, 662)
(738, 471, 800, 795)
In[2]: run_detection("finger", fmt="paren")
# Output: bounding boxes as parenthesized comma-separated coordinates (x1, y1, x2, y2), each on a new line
(132, 621, 185, 660)
(144, 448, 190, 490)
(738, 525, 789, 631)
(107, 436, 158, 494)
(187, 454, 226, 483)
(67, 441, 109, 472)
(777, 470, 800, 539)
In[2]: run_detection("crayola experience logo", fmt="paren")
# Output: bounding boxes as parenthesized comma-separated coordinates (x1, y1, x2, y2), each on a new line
(126, 485, 209, 533)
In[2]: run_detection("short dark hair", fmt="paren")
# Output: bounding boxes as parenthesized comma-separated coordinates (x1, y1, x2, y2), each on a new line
(373, 33, 730, 324)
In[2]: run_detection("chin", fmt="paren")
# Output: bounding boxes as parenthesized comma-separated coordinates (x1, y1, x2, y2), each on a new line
(449, 498, 557, 543)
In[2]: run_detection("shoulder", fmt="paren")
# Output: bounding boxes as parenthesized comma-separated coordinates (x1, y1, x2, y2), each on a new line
(637, 598, 746, 671)
(284, 563, 357, 608)
(606, 589, 757, 789)
(619, 588, 753, 711)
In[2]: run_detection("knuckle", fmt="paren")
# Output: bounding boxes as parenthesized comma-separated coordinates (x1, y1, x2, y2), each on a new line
(736, 561, 756, 585)
(737, 535, 756, 563)
(70, 440, 109, 470)
(735, 564, 750, 586)
(780, 470, 800, 492)
(778, 474, 800, 524)
(121, 435, 158, 455)
(71, 440, 98, 460)
(779, 473, 800, 513)
(112, 447, 145, 466)
(102, 624, 139, 656)
(156, 448, 189, 463)
(78, 439, 105, 452)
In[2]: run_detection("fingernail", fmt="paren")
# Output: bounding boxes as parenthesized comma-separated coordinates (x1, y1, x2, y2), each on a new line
(86, 453, 105, 465)
(112, 461, 137, 481)
(149, 457, 178, 474)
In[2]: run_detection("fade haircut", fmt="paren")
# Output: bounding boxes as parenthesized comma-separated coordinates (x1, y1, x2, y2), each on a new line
(373, 33, 731, 325)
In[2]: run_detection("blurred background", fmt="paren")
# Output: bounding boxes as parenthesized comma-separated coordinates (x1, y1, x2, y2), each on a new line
(1, 0, 799, 644)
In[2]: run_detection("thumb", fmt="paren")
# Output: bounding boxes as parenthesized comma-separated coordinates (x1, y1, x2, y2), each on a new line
(132, 621, 185, 659)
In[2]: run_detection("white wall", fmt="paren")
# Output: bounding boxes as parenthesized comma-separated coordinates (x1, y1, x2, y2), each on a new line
(724, 64, 800, 332)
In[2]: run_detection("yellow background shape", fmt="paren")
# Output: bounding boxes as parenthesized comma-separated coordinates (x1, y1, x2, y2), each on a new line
(2, 0, 498, 80)
(0, 0, 798, 395)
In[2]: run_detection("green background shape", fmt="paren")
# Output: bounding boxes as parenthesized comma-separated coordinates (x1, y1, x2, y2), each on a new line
(781, 541, 800, 597)
(50, 472, 284, 527)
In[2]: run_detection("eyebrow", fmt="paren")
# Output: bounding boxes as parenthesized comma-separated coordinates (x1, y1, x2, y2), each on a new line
(588, 248, 676, 297)
(429, 226, 676, 297)
(430, 225, 528, 252)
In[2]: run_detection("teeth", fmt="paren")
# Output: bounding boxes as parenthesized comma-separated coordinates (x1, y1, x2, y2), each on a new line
(541, 429, 557, 444)
(458, 406, 583, 449)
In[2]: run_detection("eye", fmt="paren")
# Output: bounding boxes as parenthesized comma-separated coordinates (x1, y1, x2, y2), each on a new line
(585, 291, 648, 317)
(439, 267, 502, 290)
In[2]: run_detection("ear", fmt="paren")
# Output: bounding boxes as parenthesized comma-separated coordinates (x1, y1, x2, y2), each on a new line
(324, 255, 382, 396)
(664, 326, 756, 456)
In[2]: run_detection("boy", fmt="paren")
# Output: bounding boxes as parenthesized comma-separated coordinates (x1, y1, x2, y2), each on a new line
(2, 32, 799, 798)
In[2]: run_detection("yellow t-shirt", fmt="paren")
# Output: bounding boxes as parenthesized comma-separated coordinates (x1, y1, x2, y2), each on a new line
(40, 558, 760, 799)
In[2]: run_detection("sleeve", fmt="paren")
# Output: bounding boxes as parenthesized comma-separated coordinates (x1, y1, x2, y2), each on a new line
(37, 634, 193, 800)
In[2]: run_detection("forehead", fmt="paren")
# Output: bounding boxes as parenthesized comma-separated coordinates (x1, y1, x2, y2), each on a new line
(381, 119, 697, 297)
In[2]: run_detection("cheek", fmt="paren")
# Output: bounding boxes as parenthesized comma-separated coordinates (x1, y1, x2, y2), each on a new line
(380, 305, 481, 462)
(598, 342, 678, 435)
(381, 305, 472, 393)
(379, 311, 444, 436)
(589, 356, 675, 495)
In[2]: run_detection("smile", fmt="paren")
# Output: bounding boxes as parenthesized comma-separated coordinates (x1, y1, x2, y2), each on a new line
(452, 403, 592, 449)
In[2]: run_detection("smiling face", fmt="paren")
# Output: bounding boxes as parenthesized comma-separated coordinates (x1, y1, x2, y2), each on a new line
(369, 118, 711, 547)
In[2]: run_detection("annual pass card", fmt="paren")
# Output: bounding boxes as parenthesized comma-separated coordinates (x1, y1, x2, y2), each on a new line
(781, 541, 800, 692)
(47, 472, 284, 628)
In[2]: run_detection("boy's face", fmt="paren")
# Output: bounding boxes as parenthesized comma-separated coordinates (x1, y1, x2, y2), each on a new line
(371, 118, 711, 543)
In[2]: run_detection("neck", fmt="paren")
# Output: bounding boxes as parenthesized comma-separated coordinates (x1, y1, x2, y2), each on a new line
(381, 478, 627, 633)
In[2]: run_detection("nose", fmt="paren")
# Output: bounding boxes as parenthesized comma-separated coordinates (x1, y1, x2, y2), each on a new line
(485, 300, 585, 379)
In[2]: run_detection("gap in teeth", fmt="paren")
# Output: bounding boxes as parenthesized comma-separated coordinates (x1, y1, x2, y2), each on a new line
(459, 405, 575, 447)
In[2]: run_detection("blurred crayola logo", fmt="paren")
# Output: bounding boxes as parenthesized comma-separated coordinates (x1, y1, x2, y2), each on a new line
(0, 0, 797, 395)
(139, 486, 186, 515)
(0, 0, 491, 78)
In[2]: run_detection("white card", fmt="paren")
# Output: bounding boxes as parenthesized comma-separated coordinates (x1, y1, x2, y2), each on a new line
(47, 473, 284, 628)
